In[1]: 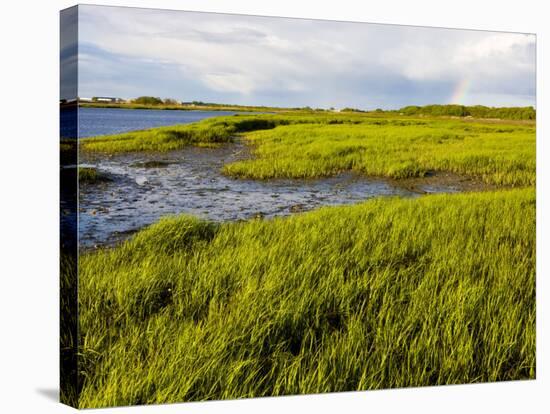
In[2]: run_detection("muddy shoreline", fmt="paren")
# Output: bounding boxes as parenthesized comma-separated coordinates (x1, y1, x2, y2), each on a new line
(385, 170, 500, 194)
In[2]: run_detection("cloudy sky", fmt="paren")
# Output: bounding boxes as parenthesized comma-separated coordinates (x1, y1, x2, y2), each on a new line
(73, 5, 536, 109)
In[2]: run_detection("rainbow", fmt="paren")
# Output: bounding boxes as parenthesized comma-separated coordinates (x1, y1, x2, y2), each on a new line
(449, 78, 472, 105)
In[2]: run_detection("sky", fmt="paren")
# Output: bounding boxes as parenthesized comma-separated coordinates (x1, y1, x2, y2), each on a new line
(70, 5, 536, 110)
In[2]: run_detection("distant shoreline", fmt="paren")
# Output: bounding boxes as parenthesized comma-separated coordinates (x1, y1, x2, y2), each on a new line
(78, 102, 290, 113)
(73, 102, 536, 125)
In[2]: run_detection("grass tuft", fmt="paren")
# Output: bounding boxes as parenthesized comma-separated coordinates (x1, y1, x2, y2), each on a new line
(78, 167, 111, 184)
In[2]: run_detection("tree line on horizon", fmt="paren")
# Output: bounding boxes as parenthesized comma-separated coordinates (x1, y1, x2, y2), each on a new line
(120, 97, 536, 120)
(396, 104, 536, 120)
(342, 104, 536, 120)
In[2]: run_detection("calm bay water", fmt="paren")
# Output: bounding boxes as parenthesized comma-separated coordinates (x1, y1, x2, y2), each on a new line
(77, 107, 246, 138)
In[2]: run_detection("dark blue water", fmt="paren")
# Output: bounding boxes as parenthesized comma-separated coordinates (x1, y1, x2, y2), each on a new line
(78, 107, 247, 138)
(60, 105, 78, 139)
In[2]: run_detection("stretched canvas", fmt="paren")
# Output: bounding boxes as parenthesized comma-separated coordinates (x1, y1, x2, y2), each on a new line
(60, 4, 536, 409)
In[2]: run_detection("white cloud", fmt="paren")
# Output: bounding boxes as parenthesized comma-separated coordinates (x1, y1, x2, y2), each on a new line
(202, 72, 256, 95)
(77, 5, 536, 108)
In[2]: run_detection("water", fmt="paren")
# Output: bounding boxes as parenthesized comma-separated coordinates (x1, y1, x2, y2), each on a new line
(60, 104, 78, 138)
(78, 107, 249, 138)
(79, 142, 446, 248)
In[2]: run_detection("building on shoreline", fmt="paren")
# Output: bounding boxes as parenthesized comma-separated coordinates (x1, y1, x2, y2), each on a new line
(78, 96, 125, 103)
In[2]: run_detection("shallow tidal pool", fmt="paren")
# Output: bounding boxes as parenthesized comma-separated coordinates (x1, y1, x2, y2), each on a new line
(78, 141, 466, 248)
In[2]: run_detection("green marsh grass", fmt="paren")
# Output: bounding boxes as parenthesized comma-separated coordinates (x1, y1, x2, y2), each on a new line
(78, 189, 535, 407)
(81, 113, 535, 187)
(223, 119, 535, 186)
(79, 113, 380, 153)
(76, 112, 536, 407)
